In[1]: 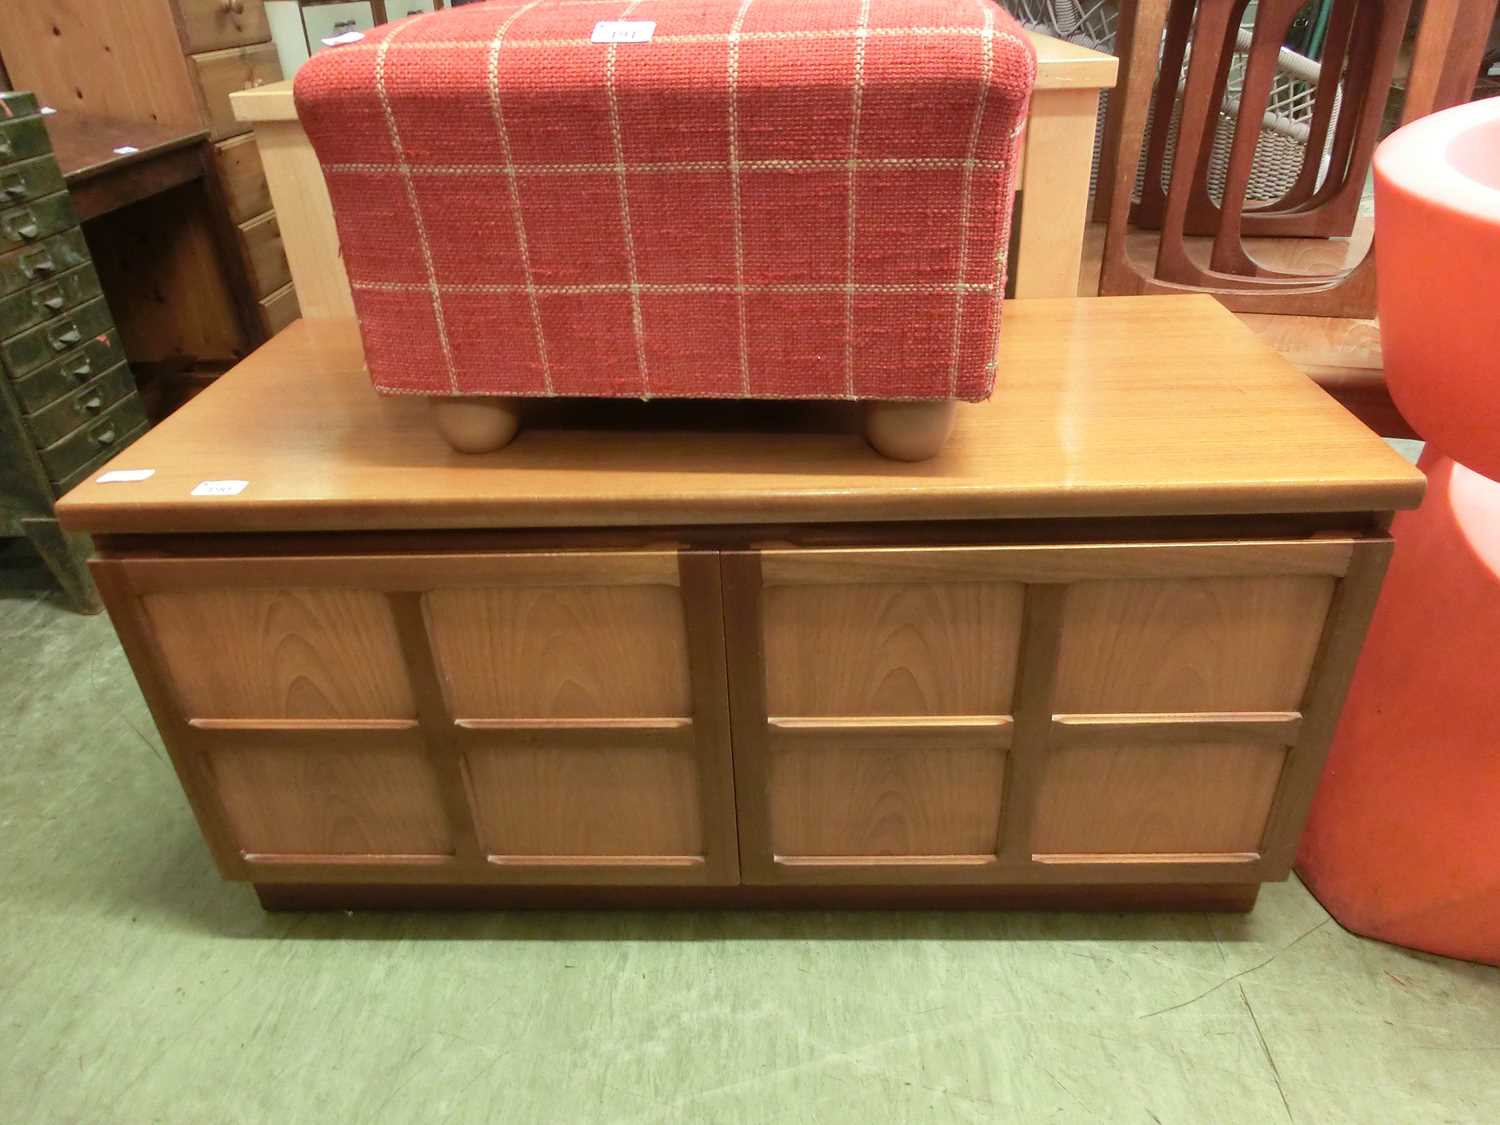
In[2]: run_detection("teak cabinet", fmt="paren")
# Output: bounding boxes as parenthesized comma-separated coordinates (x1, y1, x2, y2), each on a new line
(93, 533, 1385, 906)
(56, 302, 1426, 911)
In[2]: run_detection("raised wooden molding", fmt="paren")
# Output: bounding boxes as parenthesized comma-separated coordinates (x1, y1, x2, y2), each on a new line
(1051, 712, 1303, 745)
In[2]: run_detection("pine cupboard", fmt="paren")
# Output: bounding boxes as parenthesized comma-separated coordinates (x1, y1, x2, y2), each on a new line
(56, 297, 1425, 912)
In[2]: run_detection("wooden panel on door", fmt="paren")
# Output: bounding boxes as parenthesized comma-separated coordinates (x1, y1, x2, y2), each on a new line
(763, 581, 1023, 717)
(422, 549, 738, 884)
(728, 548, 1026, 884)
(767, 734, 1005, 858)
(143, 586, 414, 720)
(1053, 575, 1335, 713)
(108, 548, 739, 886)
(1032, 741, 1287, 857)
(466, 742, 703, 859)
(425, 580, 691, 719)
(728, 538, 1381, 887)
(207, 730, 451, 856)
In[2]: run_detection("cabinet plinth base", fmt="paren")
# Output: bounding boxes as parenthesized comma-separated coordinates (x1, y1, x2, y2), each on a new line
(254, 881, 1262, 913)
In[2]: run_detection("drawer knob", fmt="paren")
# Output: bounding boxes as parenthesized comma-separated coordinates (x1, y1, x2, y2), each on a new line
(67, 358, 93, 381)
(20, 249, 55, 279)
(49, 322, 82, 351)
(1, 173, 25, 199)
(4, 209, 40, 241)
(77, 394, 104, 415)
(93, 423, 117, 446)
(35, 284, 65, 312)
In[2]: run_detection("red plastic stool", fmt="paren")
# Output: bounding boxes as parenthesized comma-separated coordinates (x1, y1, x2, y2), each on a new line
(1297, 97, 1500, 964)
(1298, 455, 1500, 964)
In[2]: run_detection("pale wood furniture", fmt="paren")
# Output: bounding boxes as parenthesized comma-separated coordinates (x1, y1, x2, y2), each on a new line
(228, 30, 1118, 320)
(0, 0, 297, 353)
(1096, 0, 1499, 318)
(56, 297, 1422, 910)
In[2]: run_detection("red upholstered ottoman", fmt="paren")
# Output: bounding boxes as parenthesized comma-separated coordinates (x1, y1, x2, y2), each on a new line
(294, 0, 1036, 458)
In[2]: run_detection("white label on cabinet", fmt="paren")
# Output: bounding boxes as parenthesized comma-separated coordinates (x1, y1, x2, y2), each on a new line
(591, 20, 655, 43)
(191, 479, 249, 497)
(322, 31, 367, 46)
(97, 468, 155, 483)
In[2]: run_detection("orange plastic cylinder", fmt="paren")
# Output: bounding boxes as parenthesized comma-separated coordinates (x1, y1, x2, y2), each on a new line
(1297, 455, 1500, 965)
(1374, 97, 1500, 480)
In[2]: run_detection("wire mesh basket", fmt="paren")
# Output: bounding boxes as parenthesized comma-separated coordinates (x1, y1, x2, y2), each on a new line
(1001, 0, 1341, 203)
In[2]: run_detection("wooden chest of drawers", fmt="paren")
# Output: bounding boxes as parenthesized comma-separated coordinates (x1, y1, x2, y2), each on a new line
(0, 0, 300, 356)
(0, 93, 144, 612)
(57, 300, 1425, 911)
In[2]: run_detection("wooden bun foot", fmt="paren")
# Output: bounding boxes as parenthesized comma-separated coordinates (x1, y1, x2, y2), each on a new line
(431, 396, 521, 454)
(863, 400, 957, 461)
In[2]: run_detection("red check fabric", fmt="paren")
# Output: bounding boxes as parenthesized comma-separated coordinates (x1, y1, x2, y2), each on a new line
(295, 0, 1035, 401)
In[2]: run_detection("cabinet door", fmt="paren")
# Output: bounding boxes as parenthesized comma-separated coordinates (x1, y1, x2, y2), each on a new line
(98, 549, 737, 887)
(724, 538, 1387, 886)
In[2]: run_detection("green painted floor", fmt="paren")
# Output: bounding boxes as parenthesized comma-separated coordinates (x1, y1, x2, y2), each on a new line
(4, 547, 1498, 1125)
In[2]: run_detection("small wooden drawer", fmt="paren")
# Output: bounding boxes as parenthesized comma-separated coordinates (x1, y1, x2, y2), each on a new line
(0, 228, 92, 300)
(52, 419, 149, 495)
(24, 361, 135, 449)
(0, 263, 103, 342)
(237, 209, 290, 296)
(0, 156, 67, 208)
(258, 281, 300, 336)
(0, 192, 80, 254)
(7, 328, 128, 412)
(2, 297, 115, 380)
(39, 392, 148, 484)
(0, 112, 51, 168)
(191, 42, 284, 141)
(177, 0, 272, 54)
(213, 135, 271, 224)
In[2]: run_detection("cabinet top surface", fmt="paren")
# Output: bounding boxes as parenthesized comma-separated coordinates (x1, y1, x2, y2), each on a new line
(56, 297, 1424, 535)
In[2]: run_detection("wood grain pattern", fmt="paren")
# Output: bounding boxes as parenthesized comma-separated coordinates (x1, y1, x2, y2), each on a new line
(464, 745, 702, 858)
(258, 280, 299, 336)
(85, 181, 250, 364)
(1052, 712, 1301, 745)
(176, 0, 272, 53)
(144, 587, 413, 719)
(208, 733, 452, 856)
(227, 116, 355, 318)
(425, 584, 692, 719)
(1014, 87, 1102, 299)
(1032, 741, 1286, 855)
(236, 208, 290, 296)
(763, 580, 1023, 717)
(212, 133, 272, 224)
(760, 540, 1355, 585)
(0, 0, 202, 128)
(55, 301, 1423, 537)
(190, 42, 283, 140)
(1053, 575, 1335, 713)
(767, 741, 1004, 859)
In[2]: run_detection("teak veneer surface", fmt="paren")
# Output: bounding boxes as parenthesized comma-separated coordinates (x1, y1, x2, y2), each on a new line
(55, 297, 1423, 535)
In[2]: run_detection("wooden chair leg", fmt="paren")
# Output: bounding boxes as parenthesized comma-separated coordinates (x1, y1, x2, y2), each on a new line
(431, 396, 521, 454)
(863, 401, 957, 462)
